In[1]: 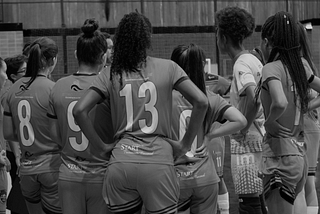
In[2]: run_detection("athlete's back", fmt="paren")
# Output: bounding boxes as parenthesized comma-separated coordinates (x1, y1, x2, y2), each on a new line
(48, 73, 110, 183)
(5, 76, 60, 175)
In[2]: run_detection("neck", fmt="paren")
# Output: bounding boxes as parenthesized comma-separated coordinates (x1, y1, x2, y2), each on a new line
(228, 45, 246, 61)
(78, 64, 101, 74)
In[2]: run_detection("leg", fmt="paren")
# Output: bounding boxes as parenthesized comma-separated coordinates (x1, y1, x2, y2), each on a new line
(266, 189, 293, 214)
(20, 175, 44, 214)
(39, 172, 62, 214)
(87, 182, 110, 214)
(293, 187, 307, 214)
(218, 179, 229, 214)
(58, 180, 85, 214)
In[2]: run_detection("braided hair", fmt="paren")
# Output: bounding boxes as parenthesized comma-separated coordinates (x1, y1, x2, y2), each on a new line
(260, 11, 310, 113)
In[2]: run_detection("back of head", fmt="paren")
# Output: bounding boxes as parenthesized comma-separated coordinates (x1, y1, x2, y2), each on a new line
(171, 44, 206, 95)
(77, 18, 107, 66)
(111, 12, 152, 80)
(261, 11, 309, 113)
(5, 54, 28, 83)
(25, 37, 58, 87)
(215, 6, 255, 45)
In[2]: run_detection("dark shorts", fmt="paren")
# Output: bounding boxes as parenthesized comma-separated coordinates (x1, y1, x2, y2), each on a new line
(178, 183, 218, 214)
(58, 180, 109, 214)
(103, 162, 179, 214)
(261, 137, 307, 204)
(20, 172, 62, 214)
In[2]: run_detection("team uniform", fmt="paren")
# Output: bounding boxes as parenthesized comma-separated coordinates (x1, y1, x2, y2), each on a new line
(229, 52, 265, 195)
(171, 89, 231, 214)
(205, 73, 231, 177)
(91, 56, 188, 214)
(47, 73, 113, 214)
(260, 59, 311, 204)
(4, 75, 61, 214)
(302, 58, 320, 177)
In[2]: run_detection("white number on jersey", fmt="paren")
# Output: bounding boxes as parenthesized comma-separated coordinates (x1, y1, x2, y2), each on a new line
(67, 101, 89, 152)
(120, 82, 159, 134)
(179, 109, 197, 156)
(18, 100, 35, 146)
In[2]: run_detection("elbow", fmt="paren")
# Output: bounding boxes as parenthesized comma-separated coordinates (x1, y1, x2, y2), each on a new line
(198, 94, 209, 111)
(274, 100, 288, 111)
(72, 103, 82, 122)
(239, 115, 247, 129)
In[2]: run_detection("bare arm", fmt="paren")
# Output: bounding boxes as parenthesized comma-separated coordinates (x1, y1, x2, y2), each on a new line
(207, 106, 247, 140)
(49, 118, 62, 147)
(73, 89, 115, 155)
(240, 85, 260, 134)
(172, 79, 208, 158)
(308, 76, 320, 111)
(265, 80, 288, 124)
(3, 115, 18, 142)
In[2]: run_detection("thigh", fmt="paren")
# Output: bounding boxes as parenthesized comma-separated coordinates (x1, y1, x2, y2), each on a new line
(189, 183, 218, 214)
(86, 182, 110, 214)
(138, 164, 179, 214)
(58, 180, 85, 214)
(178, 188, 193, 212)
(103, 163, 142, 214)
(20, 174, 41, 203)
(39, 172, 62, 214)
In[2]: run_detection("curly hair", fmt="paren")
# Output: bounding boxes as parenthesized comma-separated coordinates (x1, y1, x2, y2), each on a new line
(261, 11, 310, 113)
(111, 12, 152, 85)
(215, 6, 255, 45)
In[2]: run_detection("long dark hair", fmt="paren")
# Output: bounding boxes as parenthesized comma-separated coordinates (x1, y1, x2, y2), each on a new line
(25, 37, 58, 88)
(171, 43, 210, 133)
(77, 18, 107, 66)
(110, 12, 152, 85)
(261, 11, 309, 113)
(297, 22, 318, 76)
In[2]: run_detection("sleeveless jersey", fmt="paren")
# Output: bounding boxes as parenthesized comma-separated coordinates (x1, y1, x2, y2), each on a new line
(171, 89, 231, 188)
(47, 73, 112, 183)
(91, 56, 188, 165)
(4, 76, 60, 175)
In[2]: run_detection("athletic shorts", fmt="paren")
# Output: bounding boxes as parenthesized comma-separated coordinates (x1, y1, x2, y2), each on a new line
(103, 162, 179, 214)
(230, 129, 263, 195)
(20, 172, 62, 214)
(207, 136, 225, 177)
(0, 168, 7, 214)
(261, 137, 307, 205)
(304, 115, 320, 176)
(178, 183, 218, 214)
(58, 180, 109, 214)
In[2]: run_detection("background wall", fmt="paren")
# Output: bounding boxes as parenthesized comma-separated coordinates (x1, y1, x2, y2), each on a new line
(0, 0, 319, 80)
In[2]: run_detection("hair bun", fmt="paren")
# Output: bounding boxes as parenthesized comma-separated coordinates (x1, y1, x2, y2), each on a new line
(81, 18, 99, 37)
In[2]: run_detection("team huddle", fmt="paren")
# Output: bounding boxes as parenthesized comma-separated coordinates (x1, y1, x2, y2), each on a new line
(0, 5, 320, 214)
